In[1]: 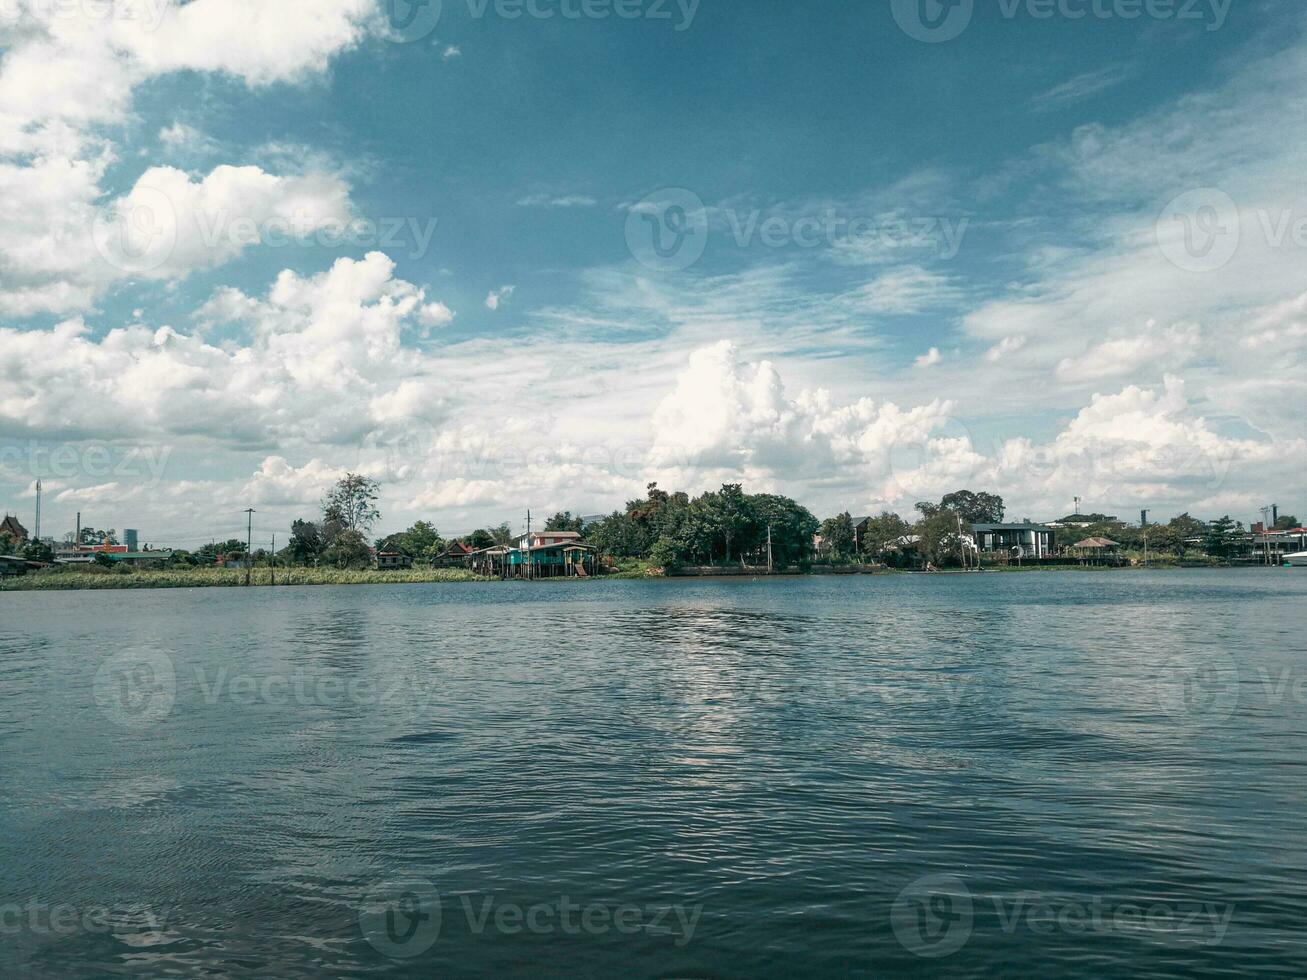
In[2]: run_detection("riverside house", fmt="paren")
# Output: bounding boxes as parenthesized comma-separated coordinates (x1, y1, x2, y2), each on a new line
(970, 523, 1056, 559)
(507, 531, 598, 578)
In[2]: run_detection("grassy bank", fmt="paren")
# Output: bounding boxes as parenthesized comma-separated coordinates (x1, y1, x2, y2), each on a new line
(0, 566, 489, 591)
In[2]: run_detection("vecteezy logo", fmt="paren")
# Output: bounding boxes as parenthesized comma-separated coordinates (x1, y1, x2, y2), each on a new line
(91, 186, 177, 275)
(891, 0, 974, 43)
(1156, 188, 1240, 273)
(382, 0, 443, 43)
(891, 873, 973, 958)
(92, 648, 177, 729)
(625, 188, 709, 272)
(359, 879, 441, 958)
(1155, 653, 1239, 723)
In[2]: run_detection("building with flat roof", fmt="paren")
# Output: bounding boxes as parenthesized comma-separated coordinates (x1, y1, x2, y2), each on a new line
(971, 523, 1055, 559)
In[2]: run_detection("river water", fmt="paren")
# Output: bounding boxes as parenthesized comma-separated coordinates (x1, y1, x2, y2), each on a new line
(2, 570, 1306, 978)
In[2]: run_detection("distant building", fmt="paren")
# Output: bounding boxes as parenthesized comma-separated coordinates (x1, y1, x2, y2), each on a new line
(515, 530, 582, 550)
(507, 540, 597, 578)
(0, 514, 29, 543)
(124, 529, 139, 551)
(376, 551, 413, 570)
(1070, 536, 1123, 565)
(971, 523, 1055, 558)
(432, 541, 474, 568)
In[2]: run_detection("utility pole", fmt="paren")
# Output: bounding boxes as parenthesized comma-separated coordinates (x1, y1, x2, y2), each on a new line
(1261, 506, 1272, 565)
(270, 533, 276, 586)
(34, 478, 41, 542)
(244, 508, 255, 585)
(766, 523, 773, 573)
(525, 509, 531, 580)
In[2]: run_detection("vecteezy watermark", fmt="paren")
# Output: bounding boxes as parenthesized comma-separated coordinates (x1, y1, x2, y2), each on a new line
(1154, 652, 1239, 723)
(891, 0, 1230, 43)
(625, 189, 969, 272)
(193, 212, 440, 261)
(1156, 188, 1240, 273)
(91, 186, 178, 275)
(0, 441, 172, 485)
(381, 0, 444, 42)
(1157, 187, 1307, 274)
(0, 899, 172, 941)
(892, 875, 1234, 958)
(724, 209, 968, 259)
(464, 0, 699, 31)
(625, 188, 711, 272)
(91, 192, 441, 273)
(191, 666, 442, 709)
(891, 873, 974, 957)
(381, 0, 701, 41)
(0, 0, 169, 32)
(359, 879, 702, 958)
(92, 648, 177, 730)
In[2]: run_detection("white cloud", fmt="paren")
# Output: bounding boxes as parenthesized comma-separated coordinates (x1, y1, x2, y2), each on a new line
(0, 0, 375, 316)
(516, 194, 597, 208)
(0, 253, 454, 445)
(485, 285, 515, 310)
(1056, 321, 1200, 383)
(915, 347, 942, 368)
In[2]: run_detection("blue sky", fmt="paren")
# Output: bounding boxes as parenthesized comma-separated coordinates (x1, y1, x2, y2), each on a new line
(0, 0, 1303, 546)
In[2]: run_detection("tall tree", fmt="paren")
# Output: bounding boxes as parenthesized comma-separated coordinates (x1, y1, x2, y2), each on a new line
(288, 519, 325, 565)
(859, 512, 911, 556)
(1204, 516, 1242, 559)
(818, 512, 856, 559)
(322, 474, 381, 534)
(544, 511, 585, 533)
(938, 490, 1006, 524)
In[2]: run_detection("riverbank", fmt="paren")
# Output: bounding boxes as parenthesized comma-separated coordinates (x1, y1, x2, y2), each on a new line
(4, 558, 1289, 590)
(0, 566, 489, 590)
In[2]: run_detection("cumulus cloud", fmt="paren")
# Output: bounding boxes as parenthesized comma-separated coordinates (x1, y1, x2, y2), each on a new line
(1056, 321, 1200, 383)
(0, 0, 375, 316)
(0, 253, 454, 445)
(649, 340, 963, 501)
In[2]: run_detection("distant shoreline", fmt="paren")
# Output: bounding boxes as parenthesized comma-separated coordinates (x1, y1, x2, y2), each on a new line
(2, 561, 1292, 591)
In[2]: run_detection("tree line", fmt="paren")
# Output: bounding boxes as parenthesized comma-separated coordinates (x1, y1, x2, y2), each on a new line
(29, 472, 1291, 572)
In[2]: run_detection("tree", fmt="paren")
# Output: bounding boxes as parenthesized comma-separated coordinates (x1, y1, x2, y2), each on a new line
(701, 484, 756, 564)
(1167, 513, 1206, 558)
(1274, 514, 1301, 530)
(489, 523, 514, 546)
(463, 528, 495, 550)
(22, 539, 53, 562)
(818, 512, 856, 560)
(937, 490, 1005, 524)
(859, 512, 911, 556)
(544, 511, 585, 533)
(322, 529, 372, 569)
(749, 494, 819, 568)
(288, 519, 325, 565)
(376, 521, 445, 559)
(586, 511, 649, 558)
(1204, 515, 1242, 560)
(77, 526, 117, 546)
(915, 508, 967, 567)
(649, 536, 683, 574)
(322, 474, 381, 534)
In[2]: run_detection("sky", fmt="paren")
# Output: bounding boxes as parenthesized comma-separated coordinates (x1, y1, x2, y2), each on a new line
(1, 0, 1304, 548)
